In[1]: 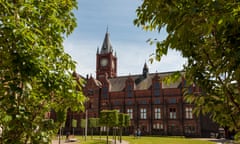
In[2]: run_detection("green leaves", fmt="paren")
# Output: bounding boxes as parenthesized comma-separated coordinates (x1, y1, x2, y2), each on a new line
(0, 0, 85, 143)
(135, 0, 240, 134)
(72, 119, 77, 128)
(99, 110, 119, 127)
(80, 119, 86, 128)
(88, 118, 99, 128)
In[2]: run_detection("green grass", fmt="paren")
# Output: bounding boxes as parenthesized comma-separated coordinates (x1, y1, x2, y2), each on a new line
(122, 136, 215, 144)
(56, 135, 216, 144)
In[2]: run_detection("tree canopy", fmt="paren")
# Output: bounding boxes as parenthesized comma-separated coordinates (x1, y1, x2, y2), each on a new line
(99, 110, 119, 144)
(0, 1, 85, 143)
(134, 0, 240, 134)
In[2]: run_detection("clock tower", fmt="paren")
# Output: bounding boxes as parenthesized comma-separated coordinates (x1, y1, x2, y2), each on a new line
(96, 31, 117, 79)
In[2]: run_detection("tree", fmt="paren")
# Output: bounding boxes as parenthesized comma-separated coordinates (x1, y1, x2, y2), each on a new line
(0, 1, 86, 143)
(88, 118, 99, 139)
(134, 0, 240, 136)
(118, 113, 130, 143)
(99, 110, 119, 144)
(72, 119, 77, 135)
(80, 119, 86, 134)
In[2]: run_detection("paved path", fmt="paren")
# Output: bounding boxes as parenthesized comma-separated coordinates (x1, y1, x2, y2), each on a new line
(52, 137, 233, 144)
(109, 139, 129, 144)
(192, 138, 235, 144)
(52, 138, 129, 144)
(52, 139, 79, 144)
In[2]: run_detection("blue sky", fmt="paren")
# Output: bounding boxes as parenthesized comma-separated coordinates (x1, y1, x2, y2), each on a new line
(64, 0, 186, 77)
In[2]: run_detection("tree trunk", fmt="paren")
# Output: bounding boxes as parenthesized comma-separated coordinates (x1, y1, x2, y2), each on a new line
(120, 127, 122, 143)
(91, 128, 93, 139)
(106, 127, 109, 144)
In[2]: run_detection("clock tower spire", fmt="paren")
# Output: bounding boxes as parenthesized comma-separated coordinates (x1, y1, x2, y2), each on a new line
(96, 30, 117, 79)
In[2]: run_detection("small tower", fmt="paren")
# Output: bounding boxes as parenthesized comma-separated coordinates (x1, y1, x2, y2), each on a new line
(96, 30, 117, 80)
(143, 62, 149, 78)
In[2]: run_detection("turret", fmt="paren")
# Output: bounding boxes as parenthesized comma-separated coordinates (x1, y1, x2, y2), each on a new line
(143, 62, 149, 78)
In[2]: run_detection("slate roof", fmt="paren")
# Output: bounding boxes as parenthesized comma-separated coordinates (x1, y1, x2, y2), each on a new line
(108, 71, 183, 92)
(101, 32, 113, 54)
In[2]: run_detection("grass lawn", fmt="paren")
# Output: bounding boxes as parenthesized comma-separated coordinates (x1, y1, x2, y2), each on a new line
(64, 135, 215, 144)
(122, 136, 215, 144)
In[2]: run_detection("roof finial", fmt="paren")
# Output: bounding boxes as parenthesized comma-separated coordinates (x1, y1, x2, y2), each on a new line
(106, 25, 109, 33)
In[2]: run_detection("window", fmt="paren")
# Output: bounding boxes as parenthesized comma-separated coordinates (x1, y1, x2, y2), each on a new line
(140, 100, 147, 105)
(154, 108, 161, 119)
(126, 101, 132, 105)
(184, 126, 195, 134)
(185, 107, 193, 119)
(102, 87, 108, 99)
(153, 123, 163, 129)
(114, 101, 121, 106)
(87, 89, 94, 96)
(127, 85, 133, 97)
(188, 86, 193, 94)
(153, 99, 161, 104)
(168, 124, 176, 132)
(140, 108, 147, 119)
(169, 108, 176, 119)
(101, 126, 107, 132)
(169, 98, 177, 104)
(127, 108, 133, 119)
(153, 82, 160, 96)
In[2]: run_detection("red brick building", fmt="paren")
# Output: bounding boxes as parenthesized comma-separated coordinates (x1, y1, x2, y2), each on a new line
(64, 31, 218, 137)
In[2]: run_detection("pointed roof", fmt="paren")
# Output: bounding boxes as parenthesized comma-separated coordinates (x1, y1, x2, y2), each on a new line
(143, 62, 149, 71)
(142, 62, 149, 78)
(101, 31, 113, 54)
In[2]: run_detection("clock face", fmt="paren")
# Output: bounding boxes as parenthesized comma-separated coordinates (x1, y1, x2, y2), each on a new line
(100, 58, 108, 66)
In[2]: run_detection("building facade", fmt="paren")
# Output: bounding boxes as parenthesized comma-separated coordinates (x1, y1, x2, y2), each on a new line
(63, 31, 218, 137)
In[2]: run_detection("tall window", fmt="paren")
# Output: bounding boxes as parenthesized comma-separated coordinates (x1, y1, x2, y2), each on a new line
(153, 82, 160, 96)
(185, 107, 193, 119)
(127, 108, 133, 119)
(154, 108, 161, 119)
(102, 87, 108, 99)
(169, 108, 176, 119)
(188, 86, 193, 94)
(140, 108, 147, 119)
(127, 85, 133, 97)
